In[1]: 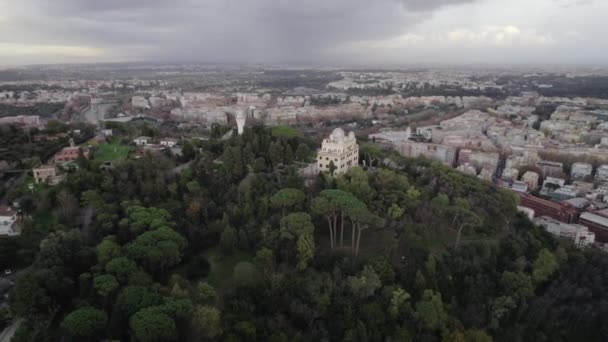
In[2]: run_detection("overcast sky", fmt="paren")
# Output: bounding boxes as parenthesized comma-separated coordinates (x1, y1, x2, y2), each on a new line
(0, 0, 606, 66)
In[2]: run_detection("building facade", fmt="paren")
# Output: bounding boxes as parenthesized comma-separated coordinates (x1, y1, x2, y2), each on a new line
(317, 128, 359, 175)
(571, 162, 593, 180)
(0, 206, 19, 236)
(519, 194, 578, 223)
(32, 165, 63, 185)
(54, 147, 89, 163)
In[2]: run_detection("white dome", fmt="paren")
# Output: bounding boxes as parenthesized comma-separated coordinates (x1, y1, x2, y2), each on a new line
(331, 128, 345, 142)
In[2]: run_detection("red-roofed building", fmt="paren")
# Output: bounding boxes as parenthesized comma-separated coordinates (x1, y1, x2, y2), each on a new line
(519, 194, 578, 223)
(54, 146, 89, 163)
(579, 210, 608, 243)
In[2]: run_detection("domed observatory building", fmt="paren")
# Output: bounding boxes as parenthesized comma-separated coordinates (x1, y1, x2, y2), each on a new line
(317, 128, 359, 174)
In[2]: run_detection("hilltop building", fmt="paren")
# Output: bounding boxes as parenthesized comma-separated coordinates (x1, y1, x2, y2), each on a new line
(317, 128, 359, 175)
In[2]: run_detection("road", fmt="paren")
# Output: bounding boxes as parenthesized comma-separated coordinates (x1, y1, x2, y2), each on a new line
(0, 319, 22, 342)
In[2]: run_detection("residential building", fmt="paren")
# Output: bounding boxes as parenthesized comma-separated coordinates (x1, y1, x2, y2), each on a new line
(571, 162, 593, 180)
(54, 140, 89, 164)
(369, 129, 411, 144)
(133, 136, 152, 146)
(522, 171, 540, 190)
(132, 96, 150, 109)
(537, 160, 564, 177)
(0, 206, 19, 236)
(317, 128, 359, 175)
(470, 151, 500, 174)
(32, 165, 63, 185)
(551, 185, 578, 201)
(434, 145, 457, 167)
(394, 141, 455, 166)
(511, 181, 528, 193)
(541, 177, 566, 196)
(160, 138, 178, 147)
(535, 216, 595, 247)
(457, 149, 472, 166)
(478, 168, 494, 182)
(502, 168, 519, 181)
(596, 165, 608, 182)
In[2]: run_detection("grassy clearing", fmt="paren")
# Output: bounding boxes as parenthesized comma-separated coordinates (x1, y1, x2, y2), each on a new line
(202, 247, 253, 288)
(271, 126, 300, 139)
(93, 142, 131, 162)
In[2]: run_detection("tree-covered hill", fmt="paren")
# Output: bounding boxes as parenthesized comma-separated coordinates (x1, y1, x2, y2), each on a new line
(6, 126, 608, 341)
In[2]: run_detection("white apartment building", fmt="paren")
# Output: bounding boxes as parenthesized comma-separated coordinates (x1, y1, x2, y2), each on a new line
(522, 171, 540, 190)
(596, 165, 608, 182)
(0, 206, 19, 236)
(160, 138, 178, 147)
(535, 216, 595, 247)
(317, 128, 359, 175)
(571, 162, 593, 180)
(133, 136, 152, 146)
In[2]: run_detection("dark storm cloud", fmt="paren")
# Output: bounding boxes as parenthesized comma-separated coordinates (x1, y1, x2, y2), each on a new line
(0, 0, 480, 62)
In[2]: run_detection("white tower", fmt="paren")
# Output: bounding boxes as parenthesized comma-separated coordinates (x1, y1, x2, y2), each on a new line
(236, 110, 246, 135)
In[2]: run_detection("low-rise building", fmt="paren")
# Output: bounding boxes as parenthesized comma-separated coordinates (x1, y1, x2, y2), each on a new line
(369, 129, 411, 144)
(54, 145, 89, 163)
(537, 160, 564, 177)
(579, 210, 608, 242)
(457, 149, 472, 166)
(160, 138, 178, 148)
(551, 185, 578, 201)
(0, 206, 19, 236)
(571, 162, 593, 180)
(502, 168, 519, 181)
(470, 151, 500, 174)
(535, 216, 595, 247)
(133, 136, 152, 146)
(519, 194, 579, 223)
(522, 171, 540, 190)
(542, 177, 566, 196)
(596, 165, 608, 182)
(478, 168, 494, 182)
(132, 96, 150, 109)
(32, 165, 63, 185)
(394, 141, 456, 166)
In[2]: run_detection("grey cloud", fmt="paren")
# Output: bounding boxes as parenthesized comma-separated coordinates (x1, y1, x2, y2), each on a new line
(1, 0, 479, 63)
(397, 0, 477, 11)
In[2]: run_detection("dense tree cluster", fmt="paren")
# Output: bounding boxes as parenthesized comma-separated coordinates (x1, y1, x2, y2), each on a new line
(7, 126, 608, 341)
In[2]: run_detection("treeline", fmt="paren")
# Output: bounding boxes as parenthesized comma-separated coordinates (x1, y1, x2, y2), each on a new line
(0, 103, 65, 118)
(5, 126, 608, 341)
